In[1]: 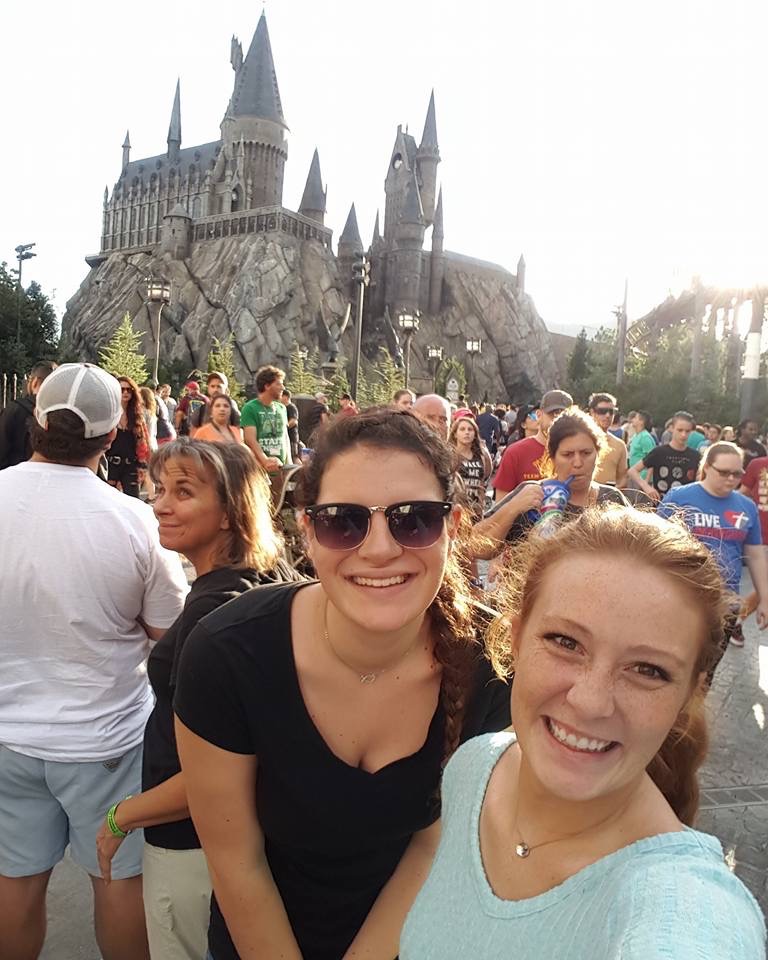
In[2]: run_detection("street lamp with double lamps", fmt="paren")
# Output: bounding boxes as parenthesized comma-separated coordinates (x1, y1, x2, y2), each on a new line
(426, 345, 443, 392)
(398, 311, 420, 388)
(465, 338, 482, 401)
(146, 277, 172, 385)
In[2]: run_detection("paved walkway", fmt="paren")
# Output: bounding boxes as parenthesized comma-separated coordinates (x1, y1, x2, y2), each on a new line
(40, 600, 768, 957)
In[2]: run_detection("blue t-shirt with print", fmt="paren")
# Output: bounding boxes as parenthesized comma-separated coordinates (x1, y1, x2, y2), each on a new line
(658, 483, 761, 593)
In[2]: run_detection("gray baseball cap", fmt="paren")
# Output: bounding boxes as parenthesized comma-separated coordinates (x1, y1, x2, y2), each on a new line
(35, 363, 122, 438)
(540, 389, 573, 413)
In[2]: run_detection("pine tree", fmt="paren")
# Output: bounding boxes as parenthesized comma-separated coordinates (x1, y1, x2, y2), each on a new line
(367, 348, 405, 406)
(565, 328, 591, 401)
(285, 342, 320, 395)
(99, 313, 148, 383)
(207, 334, 245, 405)
(323, 361, 352, 411)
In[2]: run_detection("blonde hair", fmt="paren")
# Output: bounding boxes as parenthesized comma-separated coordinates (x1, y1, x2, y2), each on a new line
(487, 507, 730, 825)
(150, 438, 281, 571)
(698, 440, 744, 481)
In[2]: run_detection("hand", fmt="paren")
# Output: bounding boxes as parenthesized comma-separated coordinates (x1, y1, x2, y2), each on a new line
(646, 487, 661, 503)
(755, 601, 768, 630)
(96, 818, 125, 883)
(263, 457, 282, 473)
(510, 484, 545, 515)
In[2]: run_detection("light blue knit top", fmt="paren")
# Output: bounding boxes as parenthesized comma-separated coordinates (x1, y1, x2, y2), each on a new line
(401, 732, 766, 959)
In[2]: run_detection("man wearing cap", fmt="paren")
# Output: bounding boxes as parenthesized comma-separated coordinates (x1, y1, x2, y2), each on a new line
(0, 360, 55, 470)
(493, 389, 573, 500)
(0, 363, 188, 960)
(174, 379, 208, 437)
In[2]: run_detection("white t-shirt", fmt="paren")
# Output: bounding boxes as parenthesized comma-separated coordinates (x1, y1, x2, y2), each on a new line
(0, 461, 188, 762)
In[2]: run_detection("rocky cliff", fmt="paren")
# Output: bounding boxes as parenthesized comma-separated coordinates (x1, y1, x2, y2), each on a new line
(61, 234, 558, 400)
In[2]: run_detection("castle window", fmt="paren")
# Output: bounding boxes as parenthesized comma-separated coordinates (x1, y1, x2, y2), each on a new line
(231, 186, 242, 212)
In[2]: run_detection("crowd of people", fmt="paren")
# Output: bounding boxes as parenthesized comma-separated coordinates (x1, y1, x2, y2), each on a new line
(0, 361, 765, 960)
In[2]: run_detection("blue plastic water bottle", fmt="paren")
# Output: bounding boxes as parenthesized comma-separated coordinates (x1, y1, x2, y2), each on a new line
(526, 476, 574, 536)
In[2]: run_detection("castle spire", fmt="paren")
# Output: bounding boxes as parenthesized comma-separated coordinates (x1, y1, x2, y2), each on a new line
(517, 253, 526, 295)
(371, 210, 382, 247)
(167, 79, 182, 163)
(122, 130, 131, 170)
(419, 89, 438, 151)
(338, 203, 363, 257)
(298, 148, 326, 225)
(432, 187, 444, 241)
(229, 11, 286, 127)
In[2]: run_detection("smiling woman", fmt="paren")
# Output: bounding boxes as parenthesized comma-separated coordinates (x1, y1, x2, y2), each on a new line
(172, 407, 511, 960)
(400, 508, 766, 959)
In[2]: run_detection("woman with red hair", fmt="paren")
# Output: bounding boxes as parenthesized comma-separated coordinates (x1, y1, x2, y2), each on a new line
(107, 377, 150, 497)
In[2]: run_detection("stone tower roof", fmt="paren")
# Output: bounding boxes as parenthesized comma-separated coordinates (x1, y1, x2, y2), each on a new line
(401, 172, 424, 225)
(420, 90, 438, 150)
(122, 130, 131, 149)
(299, 149, 326, 214)
(167, 202, 191, 218)
(432, 187, 444, 239)
(167, 79, 181, 146)
(371, 210, 381, 245)
(339, 203, 363, 251)
(230, 11, 286, 126)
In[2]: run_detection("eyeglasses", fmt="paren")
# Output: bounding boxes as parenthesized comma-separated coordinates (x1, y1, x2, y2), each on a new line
(304, 501, 452, 550)
(594, 407, 615, 416)
(709, 465, 744, 480)
(121, 388, 132, 395)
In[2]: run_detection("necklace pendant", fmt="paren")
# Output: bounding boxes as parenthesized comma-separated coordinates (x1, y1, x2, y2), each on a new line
(359, 673, 378, 684)
(515, 842, 531, 859)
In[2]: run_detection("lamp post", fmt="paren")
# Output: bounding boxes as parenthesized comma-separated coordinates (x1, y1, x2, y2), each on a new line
(14, 243, 36, 351)
(427, 345, 443, 392)
(350, 256, 370, 402)
(466, 338, 482, 401)
(146, 277, 172, 385)
(398, 310, 420, 388)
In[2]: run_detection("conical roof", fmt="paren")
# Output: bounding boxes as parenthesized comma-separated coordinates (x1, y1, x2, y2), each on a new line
(371, 210, 381, 244)
(167, 79, 181, 144)
(432, 187, 444, 239)
(122, 130, 131, 149)
(299, 149, 326, 214)
(400, 172, 424, 225)
(339, 203, 363, 251)
(419, 90, 438, 150)
(230, 12, 286, 126)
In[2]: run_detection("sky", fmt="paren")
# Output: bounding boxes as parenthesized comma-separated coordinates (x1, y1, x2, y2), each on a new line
(2, 0, 768, 339)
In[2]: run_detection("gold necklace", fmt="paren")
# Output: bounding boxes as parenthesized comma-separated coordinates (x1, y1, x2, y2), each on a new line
(322, 606, 418, 684)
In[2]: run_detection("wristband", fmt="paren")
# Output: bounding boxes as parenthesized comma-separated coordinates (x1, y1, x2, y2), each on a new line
(106, 797, 133, 838)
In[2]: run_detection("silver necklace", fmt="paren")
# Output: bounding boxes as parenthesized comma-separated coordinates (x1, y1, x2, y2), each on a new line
(322, 606, 418, 684)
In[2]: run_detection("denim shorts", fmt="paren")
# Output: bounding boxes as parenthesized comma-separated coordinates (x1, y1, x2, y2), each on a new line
(0, 742, 144, 879)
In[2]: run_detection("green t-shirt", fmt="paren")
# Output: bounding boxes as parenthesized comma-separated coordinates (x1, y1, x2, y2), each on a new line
(240, 398, 289, 465)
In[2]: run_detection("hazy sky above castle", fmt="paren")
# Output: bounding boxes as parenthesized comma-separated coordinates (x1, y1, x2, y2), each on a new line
(2, 0, 767, 342)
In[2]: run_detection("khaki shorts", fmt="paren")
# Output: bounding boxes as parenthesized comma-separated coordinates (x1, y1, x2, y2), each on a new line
(143, 842, 212, 960)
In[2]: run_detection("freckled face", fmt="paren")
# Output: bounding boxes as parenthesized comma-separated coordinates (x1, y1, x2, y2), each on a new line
(511, 554, 704, 805)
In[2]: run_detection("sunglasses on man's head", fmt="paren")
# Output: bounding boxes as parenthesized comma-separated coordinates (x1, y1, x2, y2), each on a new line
(304, 501, 452, 551)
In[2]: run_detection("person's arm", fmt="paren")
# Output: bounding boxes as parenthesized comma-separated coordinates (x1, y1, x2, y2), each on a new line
(627, 459, 658, 501)
(342, 819, 441, 960)
(615, 441, 629, 489)
(243, 425, 281, 472)
(175, 720, 303, 959)
(472, 483, 544, 559)
(95, 773, 189, 882)
(744, 543, 768, 629)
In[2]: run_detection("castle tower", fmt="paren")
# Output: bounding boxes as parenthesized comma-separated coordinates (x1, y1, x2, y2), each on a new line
(415, 90, 440, 226)
(160, 203, 191, 260)
(220, 11, 288, 211)
(122, 130, 131, 170)
(338, 203, 363, 260)
(167, 79, 181, 164)
(383, 125, 414, 245)
(428, 187, 444, 315)
(394, 171, 426, 313)
(298, 148, 326, 225)
(516, 253, 526, 295)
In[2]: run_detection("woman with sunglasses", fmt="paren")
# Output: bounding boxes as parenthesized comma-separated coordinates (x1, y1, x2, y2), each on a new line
(173, 408, 510, 960)
(107, 377, 150, 497)
(657, 441, 768, 665)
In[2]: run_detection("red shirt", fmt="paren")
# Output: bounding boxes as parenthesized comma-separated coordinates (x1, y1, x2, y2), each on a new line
(741, 455, 768, 543)
(493, 436, 546, 494)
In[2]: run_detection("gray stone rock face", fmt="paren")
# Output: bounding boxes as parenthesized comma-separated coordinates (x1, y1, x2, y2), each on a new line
(62, 234, 557, 401)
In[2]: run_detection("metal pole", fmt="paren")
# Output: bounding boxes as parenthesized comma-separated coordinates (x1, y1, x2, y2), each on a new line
(15, 256, 23, 349)
(153, 303, 163, 385)
(351, 280, 364, 402)
(740, 290, 765, 421)
(404, 334, 412, 389)
(615, 277, 628, 385)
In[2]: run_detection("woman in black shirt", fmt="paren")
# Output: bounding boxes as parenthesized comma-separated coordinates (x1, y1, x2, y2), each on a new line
(448, 415, 493, 520)
(95, 439, 287, 960)
(474, 407, 628, 554)
(174, 408, 510, 960)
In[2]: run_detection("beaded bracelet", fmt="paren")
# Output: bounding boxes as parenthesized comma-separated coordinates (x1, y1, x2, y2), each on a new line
(106, 796, 133, 838)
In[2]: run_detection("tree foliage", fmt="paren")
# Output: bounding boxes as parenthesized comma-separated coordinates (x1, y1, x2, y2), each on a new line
(285, 342, 320, 396)
(0, 262, 59, 375)
(99, 313, 148, 383)
(435, 356, 466, 399)
(566, 328, 591, 402)
(207, 334, 246, 405)
(323, 361, 352, 411)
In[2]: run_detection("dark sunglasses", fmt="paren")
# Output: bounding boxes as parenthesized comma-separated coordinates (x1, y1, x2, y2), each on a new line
(709, 465, 744, 480)
(593, 406, 615, 415)
(304, 501, 452, 550)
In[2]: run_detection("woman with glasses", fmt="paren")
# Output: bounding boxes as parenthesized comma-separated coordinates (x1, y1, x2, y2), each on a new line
(658, 441, 768, 664)
(107, 377, 150, 497)
(173, 408, 510, 960)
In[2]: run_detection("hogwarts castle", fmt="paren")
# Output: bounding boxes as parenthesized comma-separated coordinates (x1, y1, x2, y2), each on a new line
(62, 12, 557, 399)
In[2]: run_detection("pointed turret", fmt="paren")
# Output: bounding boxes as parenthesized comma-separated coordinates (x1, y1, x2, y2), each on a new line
(429, 187, 445, 315)
(103, 185, 109, 206)
(416, 90, 440, 225)
(167, 79, 182, 163)
(338, 203, 363, 259)
(229, 12, 286, 126)
(395, 173, 426, 313)
(400, 171, 424, 226)
(371, 210, 382, 250)
(122, 130, 131, 170)
(298, 149, 326, 225)
(516, 254, 526, 295)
